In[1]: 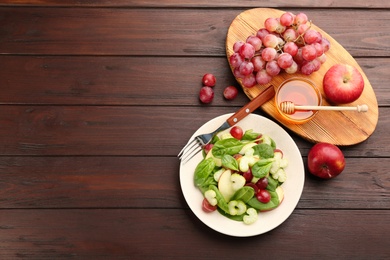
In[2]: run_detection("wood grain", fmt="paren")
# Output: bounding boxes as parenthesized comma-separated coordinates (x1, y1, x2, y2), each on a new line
(0, 56, 388, 106)
(0, 2, 389, 258)
(226, 8, 379, 145)
(0, 157, 388, 209)
(1, 0, 389, 8)
(0, 209, 389, 259)
(0, 8, 389, 57)
(0, 106, 388, 156)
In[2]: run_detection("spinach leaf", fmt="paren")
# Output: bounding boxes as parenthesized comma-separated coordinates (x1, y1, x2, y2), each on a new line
(247, 190, 280, 211)
(253, 143, 274, 159)
(194, 158, 216, 188)
(222, 154, 239, 171)
(267, 175, 279, 191)
(231, 186, 255, 203)
(242, 129, 261, 141)
(212, 138, 245, 158)
(251, 158, 274, 178)
(209, 185, 229, 214)
(217, 208, 245, 221)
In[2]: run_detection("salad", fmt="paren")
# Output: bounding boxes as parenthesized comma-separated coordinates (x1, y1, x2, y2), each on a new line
(194, 126, 288, 225)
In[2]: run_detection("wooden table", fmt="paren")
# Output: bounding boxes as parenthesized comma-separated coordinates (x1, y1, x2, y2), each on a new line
(0, 1, 389, 259)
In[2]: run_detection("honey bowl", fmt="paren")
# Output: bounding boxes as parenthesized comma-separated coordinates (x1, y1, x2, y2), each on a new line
(275, 77, 322, 124)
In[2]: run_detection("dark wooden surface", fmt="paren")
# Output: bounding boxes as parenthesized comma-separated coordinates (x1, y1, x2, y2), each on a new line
(0, 1, 389, 259)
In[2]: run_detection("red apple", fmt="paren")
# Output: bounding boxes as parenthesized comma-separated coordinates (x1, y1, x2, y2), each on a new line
(323, 64, 364, 104)
(307, 142, 345, 179)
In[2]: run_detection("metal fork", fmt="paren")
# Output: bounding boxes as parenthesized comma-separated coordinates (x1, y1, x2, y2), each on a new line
(178, 85, 275, 164)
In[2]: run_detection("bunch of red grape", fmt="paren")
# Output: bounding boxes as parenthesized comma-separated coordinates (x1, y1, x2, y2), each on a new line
(229, 12, 331, 88)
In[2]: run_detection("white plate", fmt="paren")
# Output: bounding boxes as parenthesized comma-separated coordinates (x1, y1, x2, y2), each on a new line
(179, 113, 305, 237)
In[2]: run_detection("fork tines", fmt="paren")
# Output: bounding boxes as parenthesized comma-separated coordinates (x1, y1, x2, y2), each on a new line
(178, 137, 203, 163)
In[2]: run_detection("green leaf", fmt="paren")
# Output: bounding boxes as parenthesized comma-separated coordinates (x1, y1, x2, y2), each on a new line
(212, 138, 245, 158)
(194, 158, 216, 187)
(242, 129, 261, 141)
(231, 186, 255, 203)
(251, 158, 274, 178)
(247, 190, 280, 211)
(217, 207, 245, 221)
(209, 185, 229, 214)
(253, 143, 274, 159)
(266, 175, 279, 191)
(221, 154, 239, 171)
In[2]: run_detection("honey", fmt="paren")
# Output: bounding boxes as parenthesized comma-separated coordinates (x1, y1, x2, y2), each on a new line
(275, 78, 322, 124)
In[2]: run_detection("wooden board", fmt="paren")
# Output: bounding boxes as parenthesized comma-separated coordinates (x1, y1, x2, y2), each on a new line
(226, 8, 378, 145)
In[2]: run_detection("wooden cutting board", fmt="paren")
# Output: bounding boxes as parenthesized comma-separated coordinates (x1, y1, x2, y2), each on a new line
(226, 8, 378, 146)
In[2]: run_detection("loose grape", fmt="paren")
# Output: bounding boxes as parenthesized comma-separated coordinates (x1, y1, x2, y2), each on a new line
(223, 86, 238, 100)
(256, 177, 268, 190)
(199, 86, 214, 103)
(256, 189, 271, 204)
(202, 73, 216, 87)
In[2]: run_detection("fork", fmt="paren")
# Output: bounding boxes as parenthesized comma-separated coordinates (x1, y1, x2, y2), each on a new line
(178, 85, 275, 164)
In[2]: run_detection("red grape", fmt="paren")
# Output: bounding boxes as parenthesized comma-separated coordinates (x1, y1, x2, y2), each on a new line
(261, 47, 277, 61)
(302, 44, 317, 61)
(277, 53, 293, 69)
(241, 74, 256, 88)
(283, 42, 298, 56)
(295, 12, 308, 25)
(251, 56, 266, 72)
(233, 41, 245, 52)
(264, 17, 279, 32)
(229, 11, 331, 87)
(239, 43, 255, 59)
(199, 86, 214, 103)
(202, 73, 216, 87)
(229, 53, 243, 68)
(255, 69, 272, 85)
(230, 126, 244, 140)
(280, 12, 294, 26)
(265, 60, 281, 76)
(242, 170, 253, 182)
(256, 177, 268, 190)
(256, 189, 271, 203)
(239, 60, 254, 76)
(246, 35, 262, 51)
(223, 86, 238, 100)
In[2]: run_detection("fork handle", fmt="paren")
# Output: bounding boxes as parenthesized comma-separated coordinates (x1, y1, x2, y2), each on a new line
(226, 85, 275, 126)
